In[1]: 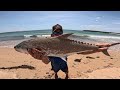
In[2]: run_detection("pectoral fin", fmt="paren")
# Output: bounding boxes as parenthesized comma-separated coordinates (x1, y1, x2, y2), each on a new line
(102, 49, 110, 56)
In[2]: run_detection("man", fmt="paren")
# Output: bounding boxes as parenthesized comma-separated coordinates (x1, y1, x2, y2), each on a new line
(50, 24, 69, 79)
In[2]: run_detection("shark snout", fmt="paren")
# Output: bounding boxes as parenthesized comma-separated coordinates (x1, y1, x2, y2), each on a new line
(14, 45, 20, 52)
(14, 46, 28, 54)
(14, 45, 21, 51)
(14, 45, 17, 49)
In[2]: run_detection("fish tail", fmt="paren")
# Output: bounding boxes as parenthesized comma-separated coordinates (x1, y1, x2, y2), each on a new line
(110, 42, 120, 47)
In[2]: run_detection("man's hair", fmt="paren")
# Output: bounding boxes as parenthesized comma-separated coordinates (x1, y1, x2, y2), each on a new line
(52, 24, 63, 32)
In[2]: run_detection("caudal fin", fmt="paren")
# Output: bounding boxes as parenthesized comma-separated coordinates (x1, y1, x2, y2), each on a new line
(102, 42, 120, 56)
(102, 49, 110, 56)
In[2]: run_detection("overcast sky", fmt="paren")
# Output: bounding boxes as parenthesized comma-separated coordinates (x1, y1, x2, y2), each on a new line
(0, 11, 120, 33)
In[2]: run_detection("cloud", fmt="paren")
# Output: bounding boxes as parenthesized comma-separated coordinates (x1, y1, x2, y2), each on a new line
(95, 16, 101, 22)
(96, 17, 101, 19)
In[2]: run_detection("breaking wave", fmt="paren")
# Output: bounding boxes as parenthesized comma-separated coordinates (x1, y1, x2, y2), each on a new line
(24, 34, 51, 38)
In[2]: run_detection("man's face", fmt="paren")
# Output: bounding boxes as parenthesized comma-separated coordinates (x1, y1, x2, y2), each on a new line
(55, 29, 61, 32)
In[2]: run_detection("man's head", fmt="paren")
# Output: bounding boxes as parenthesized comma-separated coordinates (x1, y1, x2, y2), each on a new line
(52, 24, 63, 36)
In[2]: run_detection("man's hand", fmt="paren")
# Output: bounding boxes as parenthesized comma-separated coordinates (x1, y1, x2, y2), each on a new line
(27, 48, 50, 64)
(27, 48, 45, 60)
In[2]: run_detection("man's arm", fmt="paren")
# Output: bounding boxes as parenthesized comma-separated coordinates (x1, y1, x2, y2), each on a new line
(27, 48, 50, 64)
(27, 48, 44, 60)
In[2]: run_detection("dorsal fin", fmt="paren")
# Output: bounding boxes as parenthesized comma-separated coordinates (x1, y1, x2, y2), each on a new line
(56, 33, 74, 39)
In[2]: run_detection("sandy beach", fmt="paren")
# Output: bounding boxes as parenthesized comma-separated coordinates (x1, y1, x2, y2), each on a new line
(0, 47, 120, 79)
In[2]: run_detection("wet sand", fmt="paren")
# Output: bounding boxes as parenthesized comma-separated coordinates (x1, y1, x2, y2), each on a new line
(0, 47, 120, 79)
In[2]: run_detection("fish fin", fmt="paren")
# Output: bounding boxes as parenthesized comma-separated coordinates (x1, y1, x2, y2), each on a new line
(109, 42, 120, 47)
(102, 49, 110, 56)
(57, 33, 74, 39)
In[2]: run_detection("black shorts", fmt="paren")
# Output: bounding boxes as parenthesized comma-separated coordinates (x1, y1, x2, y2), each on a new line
(48, 56, 68, 73)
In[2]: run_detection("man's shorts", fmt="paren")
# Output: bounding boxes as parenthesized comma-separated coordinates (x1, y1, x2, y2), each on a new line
(48, 56, 68, 73)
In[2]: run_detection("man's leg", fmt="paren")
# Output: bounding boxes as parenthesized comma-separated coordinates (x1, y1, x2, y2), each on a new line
(61, 63, 69, 79)
(51, 63, 54, 70)
(55, 72, 58, 79)
(65, 70, 69, 79)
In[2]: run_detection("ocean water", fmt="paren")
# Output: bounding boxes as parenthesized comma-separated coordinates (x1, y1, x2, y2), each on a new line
(0, 29, 120, 50)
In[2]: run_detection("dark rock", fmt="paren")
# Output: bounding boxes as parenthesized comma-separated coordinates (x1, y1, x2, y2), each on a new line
(72, 65, 74, 67)
(86, 56, 95, 59)
(30, 35, 37, 38)
(86, 69, 93, 73)
(110, 57, 113, 59)
(46, 72, 49, 74)
(96, 56, 100, 58)
(73, 63, 76, 65)
(108, 63, 113, 65)
(74, 59, 82, 62)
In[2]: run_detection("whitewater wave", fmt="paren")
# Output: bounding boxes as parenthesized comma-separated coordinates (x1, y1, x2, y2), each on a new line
(24, 34, 51, 38)
(89, 35, 120, 40)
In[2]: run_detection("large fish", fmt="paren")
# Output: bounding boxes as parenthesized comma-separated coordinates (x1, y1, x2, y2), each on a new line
(14, 33, 120, 59)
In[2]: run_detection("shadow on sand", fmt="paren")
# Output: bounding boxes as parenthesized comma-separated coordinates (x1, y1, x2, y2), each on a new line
(0, 65, 35, 70)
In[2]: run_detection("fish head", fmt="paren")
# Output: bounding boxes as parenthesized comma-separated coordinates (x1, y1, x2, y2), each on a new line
(14, 41, 29, 54)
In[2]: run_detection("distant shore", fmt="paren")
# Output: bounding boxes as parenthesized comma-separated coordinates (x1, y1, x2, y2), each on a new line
(83, 30, 120, 35)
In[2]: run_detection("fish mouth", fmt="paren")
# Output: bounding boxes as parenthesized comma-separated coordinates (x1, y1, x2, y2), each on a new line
(14, 46, 19, 52)
(16, 49, 29, 54)
(14, 46, 28, 54)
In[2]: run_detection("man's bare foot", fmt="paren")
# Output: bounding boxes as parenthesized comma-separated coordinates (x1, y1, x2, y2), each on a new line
(65, 72, 69, 79)
(55, 73, 58, 79)
(65, 75, 69, 79)
(51, 68, 54, 70)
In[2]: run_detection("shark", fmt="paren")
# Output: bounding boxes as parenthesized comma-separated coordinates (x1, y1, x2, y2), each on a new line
(14, 33, 120, 60)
